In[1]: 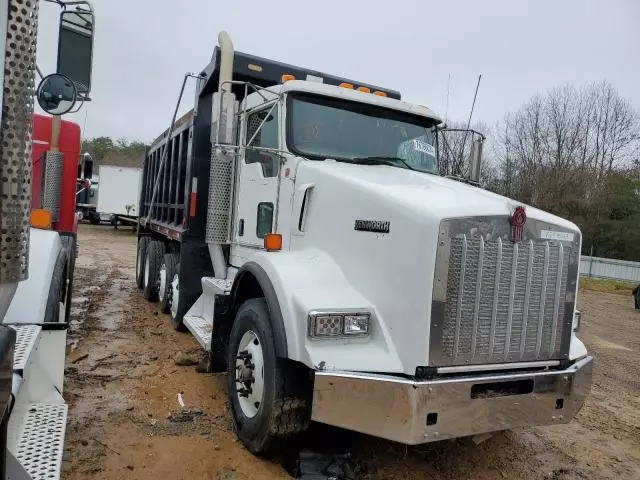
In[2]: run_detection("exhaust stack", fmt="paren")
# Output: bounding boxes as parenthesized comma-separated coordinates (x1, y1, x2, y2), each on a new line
(218, 31, 234, 93)
(208, 31, 236, 280)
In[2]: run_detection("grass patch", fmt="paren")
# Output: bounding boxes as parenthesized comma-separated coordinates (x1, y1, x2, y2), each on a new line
(579, 276, 638, 296)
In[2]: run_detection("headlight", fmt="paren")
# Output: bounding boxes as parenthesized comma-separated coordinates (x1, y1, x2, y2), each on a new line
(343, 314, 370, 335)
(308, 311, 371, 338)
(573, 310, 581, 332)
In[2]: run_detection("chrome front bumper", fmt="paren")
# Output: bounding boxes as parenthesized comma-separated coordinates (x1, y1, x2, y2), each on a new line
(311, 356, 593, 445)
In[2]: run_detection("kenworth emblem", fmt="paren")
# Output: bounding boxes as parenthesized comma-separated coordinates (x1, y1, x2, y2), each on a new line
(510, 206, 527, 243)
(354, 220, 390, 233)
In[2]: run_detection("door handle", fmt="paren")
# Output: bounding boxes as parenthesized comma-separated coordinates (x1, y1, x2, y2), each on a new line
(292, 183, 314, 236)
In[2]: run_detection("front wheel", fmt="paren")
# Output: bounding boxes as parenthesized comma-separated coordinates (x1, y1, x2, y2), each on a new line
(44, 250, 67, 323)
(227, 298, 311, 454)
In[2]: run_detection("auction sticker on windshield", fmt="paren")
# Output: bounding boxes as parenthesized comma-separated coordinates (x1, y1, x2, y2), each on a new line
(413, 139, 436, 156)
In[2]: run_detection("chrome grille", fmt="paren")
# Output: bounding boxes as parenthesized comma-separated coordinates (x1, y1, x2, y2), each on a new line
(430, 217, 579, 367)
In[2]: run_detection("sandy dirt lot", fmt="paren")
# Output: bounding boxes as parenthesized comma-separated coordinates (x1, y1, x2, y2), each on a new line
(61, 224, 640, 480)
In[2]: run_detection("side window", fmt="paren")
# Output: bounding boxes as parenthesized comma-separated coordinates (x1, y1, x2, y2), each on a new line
(256, 202, 274, 238)
(245, 106, 279, 178)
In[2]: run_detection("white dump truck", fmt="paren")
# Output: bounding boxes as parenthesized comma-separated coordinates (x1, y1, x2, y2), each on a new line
(136, 31, 592, 453)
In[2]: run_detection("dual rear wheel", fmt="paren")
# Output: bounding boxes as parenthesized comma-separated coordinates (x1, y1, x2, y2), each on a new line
(136, 237, 182, 329)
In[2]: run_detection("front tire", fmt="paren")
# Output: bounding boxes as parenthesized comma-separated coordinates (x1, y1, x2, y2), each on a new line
(227, 298, 311, 454)
(143, 241, 165, 301)
(634, 284, 640, 309)
(45, 250, 68, 323)
(159, 253, 179, 314)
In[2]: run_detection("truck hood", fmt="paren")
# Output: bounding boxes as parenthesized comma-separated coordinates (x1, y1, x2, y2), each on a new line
(289, 159, 580, 375)
(310, 160, 578, 231)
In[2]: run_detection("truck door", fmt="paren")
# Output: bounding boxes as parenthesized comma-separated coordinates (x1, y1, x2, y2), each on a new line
(233, 104, 281, 248)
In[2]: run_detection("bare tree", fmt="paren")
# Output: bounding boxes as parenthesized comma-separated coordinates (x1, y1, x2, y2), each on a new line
(491, 80, 640, 258)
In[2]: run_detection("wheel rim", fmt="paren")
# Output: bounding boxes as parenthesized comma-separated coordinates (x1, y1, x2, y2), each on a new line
(144, 256, 150, 288)
(170, 274, 179, 318)
(235, 330, 265, 419)
(159, 263, 167, 302)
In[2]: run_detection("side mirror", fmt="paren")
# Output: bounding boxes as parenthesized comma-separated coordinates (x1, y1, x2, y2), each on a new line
(57, 8, 95, 96)
(468, 136, 484, 184)
(82, 153, 93, 179)
(36, 73, 77, 115)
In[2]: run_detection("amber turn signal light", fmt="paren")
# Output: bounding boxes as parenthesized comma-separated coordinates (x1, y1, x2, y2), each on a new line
(264, 233, 282, 252)
(31, 209, 53, 229)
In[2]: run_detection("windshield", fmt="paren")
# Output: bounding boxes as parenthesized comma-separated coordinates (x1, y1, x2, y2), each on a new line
(287, 93, 438, 174)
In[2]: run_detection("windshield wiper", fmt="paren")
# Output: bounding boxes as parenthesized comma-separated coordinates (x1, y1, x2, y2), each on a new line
(350, 156, 415, 170)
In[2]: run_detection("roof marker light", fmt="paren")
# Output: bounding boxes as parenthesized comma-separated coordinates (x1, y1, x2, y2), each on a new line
(281, 74, 296, 83)
(373, 91, 387, 97)
(339, 82, 354, 89)
(357, 86, 371, 93)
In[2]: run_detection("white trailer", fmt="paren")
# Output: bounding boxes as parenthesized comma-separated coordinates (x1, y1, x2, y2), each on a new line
(96, 165, 142, 226)
(136, 31, 593, 455)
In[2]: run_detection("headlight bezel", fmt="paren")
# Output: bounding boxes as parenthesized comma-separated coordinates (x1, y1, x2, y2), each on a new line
(308, 310, 372, 338)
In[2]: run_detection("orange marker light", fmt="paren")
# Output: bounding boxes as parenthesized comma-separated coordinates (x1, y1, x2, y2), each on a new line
(339, 83, 354, 89)
(281, 74, 296, 83)
(264, 233, 283, 252)
(31, 209, 53, 229)
(373, 91, 387, 97)
(357, 86, 371, 93)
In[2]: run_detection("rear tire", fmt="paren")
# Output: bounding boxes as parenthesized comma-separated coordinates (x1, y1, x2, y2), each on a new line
(634, 284, 640, 309)
(136, 237, 151, 289)
(227, 298, 311, 454)
(143, 241, 165, 302)
(45, 250, 68, 323)
(169, 273, 186, 331)
(159, 253, 179, 314)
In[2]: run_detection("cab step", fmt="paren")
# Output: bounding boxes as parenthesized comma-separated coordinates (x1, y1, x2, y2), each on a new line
(11, 324, 41, 372)
(14, 403, 67, 480)
(183, 315, 212, 352)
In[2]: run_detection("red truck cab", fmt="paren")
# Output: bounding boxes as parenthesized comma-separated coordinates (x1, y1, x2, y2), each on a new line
(31, 113, 81, 234)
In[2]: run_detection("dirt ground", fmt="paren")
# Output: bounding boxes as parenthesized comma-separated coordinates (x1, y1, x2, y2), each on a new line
(61, 224, 640, 480)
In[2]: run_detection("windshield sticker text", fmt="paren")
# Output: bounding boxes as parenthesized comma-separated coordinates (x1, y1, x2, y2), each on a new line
(413, 139, 436, 156)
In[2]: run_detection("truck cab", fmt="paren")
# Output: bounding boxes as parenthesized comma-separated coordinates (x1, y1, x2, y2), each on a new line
(137, 31, 592, 455)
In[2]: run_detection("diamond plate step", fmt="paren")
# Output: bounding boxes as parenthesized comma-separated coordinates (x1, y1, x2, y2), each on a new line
(207, 278, 232, 293)
(10, 325, 41, 371)
(16, 403, 67, 480)
(183, 315, 212, 352)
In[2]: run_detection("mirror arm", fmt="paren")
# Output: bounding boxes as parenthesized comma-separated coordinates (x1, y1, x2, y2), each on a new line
(43, 0, 93, 11)
(61, 1, 93, 12)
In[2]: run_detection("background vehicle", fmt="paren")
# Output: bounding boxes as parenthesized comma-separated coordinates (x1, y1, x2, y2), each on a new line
(0, 0, 94, 477)
(96, 164, 142, 227)
(76, 152, 100, 224)
(136, 31, 592, 454)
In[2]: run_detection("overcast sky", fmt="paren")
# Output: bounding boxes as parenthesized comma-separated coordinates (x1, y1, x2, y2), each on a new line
(35, 0, 640, 143)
